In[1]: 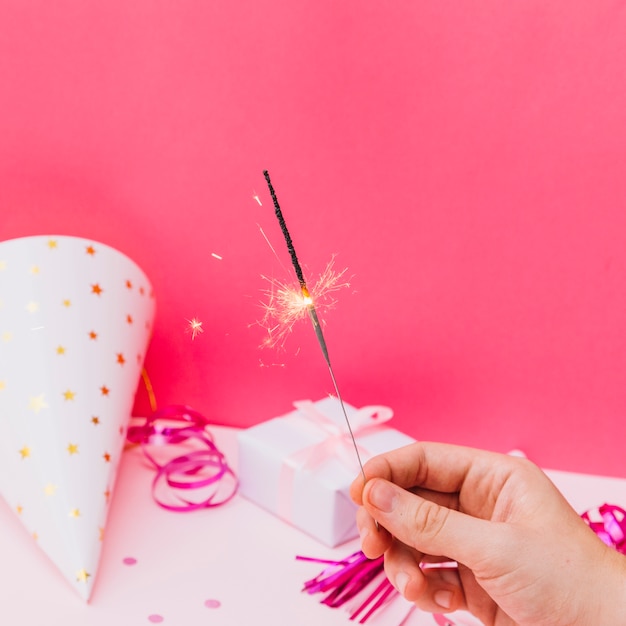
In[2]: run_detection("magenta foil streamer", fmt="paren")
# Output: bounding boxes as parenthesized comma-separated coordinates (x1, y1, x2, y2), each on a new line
(581, 503, 626, 554)
(300, 503, 626, 624)
(297, 551, 398, 623)
(127, 405, 238, 511)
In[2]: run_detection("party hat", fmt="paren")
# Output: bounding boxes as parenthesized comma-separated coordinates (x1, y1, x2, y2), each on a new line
(0, 235, 156, 600)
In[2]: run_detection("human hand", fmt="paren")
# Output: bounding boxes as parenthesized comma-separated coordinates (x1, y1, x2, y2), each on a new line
(350, 442, 626, 625)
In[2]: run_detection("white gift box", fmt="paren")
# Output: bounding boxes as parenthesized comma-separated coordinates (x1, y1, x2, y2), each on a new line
(238, 397, 415, 547)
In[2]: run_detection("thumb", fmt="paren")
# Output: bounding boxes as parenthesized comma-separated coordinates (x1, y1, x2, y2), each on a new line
(363, 478, 506, 568)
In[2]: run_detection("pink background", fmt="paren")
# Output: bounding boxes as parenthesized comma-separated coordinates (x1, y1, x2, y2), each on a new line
(1, 2, 625, 476)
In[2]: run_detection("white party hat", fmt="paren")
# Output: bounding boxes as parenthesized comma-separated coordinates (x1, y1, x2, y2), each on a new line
(0, 235, 156, 600)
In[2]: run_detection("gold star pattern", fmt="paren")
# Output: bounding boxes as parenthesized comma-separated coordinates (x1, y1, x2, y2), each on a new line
(69, 508, 81, 518)
(19, 446, 30, 460)
(30, 265, 40, 275)
(103, 452, 111, 463)
(125, 279, 132, 289)
(0, 260, 6, 271)
(67, 443, 79, 455)
(47, 239, 57, 249)
(0, 380, 6, 391)
(86, 245, 96, 256)
(2, 331, 13, 343)
(56, 345, 66, 355)
(44, 483, 58, 496)
(100, 385, 110, 396)
(126, 314, 133, 324)
(62, 299, 71, 308)
(91, 416, 100, 425)
(25, 301, 40, 313)
(32, 532, 38, 541)
(16, 505, 23, 515)
(99, 527, 105, 542)
(88, 330, 98, 340)
(76, 569, 90, 583)
(116, 353, 125, 365)
(28, 394, 48, 413)
(91, 283, 103, 296)
(63, 389, 76, 401)
(104, 488, 111, 503)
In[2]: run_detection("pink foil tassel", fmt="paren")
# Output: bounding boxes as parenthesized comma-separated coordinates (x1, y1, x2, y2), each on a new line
(581, 503, 626, 554)
(301, 502, 626, 624)
(297, 551, 398, 623)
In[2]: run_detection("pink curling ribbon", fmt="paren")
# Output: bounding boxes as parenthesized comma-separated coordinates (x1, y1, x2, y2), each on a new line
(126, 405, 238, 512)
(581, 503, 626, 554)
(278, 400, 393, 522)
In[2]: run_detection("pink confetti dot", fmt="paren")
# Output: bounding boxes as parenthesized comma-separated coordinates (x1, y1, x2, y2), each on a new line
(148, 615, 163, 623)
(123, 557, 137, 565)
(204, 599, 221, 609)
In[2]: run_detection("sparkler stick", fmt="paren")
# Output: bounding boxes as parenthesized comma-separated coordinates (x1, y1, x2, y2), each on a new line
(262, 170, 366, 483)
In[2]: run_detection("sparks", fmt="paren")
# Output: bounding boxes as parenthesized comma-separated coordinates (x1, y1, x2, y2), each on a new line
(211, 252, 223, 260)
(261, 169, 367, 485)
(258, 257, 349, 350)
(186, 317, 204, 340)
(252, 191, 263, 206)
(257, 223, 287, 274)
(258, 359, 286, 368)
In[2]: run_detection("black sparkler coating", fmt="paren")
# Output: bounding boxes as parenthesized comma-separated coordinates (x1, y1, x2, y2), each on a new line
(263, 170, 307, 288)
(262, 169, 367, 484)
(263, 169, 331, 365)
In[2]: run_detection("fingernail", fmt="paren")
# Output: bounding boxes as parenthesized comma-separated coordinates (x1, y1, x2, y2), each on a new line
(394, 572, 409, 597)
(434, 589, 453, 610)
(368, 480, 397, 512)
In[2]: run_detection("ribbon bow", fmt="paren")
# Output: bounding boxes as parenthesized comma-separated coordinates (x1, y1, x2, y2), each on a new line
(277, 399, 393, 523)
(288, 399, 393, 474)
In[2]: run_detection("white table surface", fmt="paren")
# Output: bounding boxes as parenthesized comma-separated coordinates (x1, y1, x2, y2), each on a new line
(1, 425, 625, 626)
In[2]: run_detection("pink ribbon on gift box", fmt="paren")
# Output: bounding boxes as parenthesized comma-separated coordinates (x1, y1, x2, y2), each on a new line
(277, 399, 393, 523)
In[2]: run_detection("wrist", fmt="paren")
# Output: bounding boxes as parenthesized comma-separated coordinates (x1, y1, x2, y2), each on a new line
(588, 547, 626, 624)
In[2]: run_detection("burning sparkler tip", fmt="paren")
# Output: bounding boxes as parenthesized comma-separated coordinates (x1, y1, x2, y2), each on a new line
(256, 259, 349, 351)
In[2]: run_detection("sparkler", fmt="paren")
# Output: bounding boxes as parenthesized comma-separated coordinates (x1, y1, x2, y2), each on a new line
(262, 170, 366, 482)
(186, 317, 204, 340)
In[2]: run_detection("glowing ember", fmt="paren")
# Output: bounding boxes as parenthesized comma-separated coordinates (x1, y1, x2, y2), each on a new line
(186, 318, 204, 340)
(258, 257, 349, 350)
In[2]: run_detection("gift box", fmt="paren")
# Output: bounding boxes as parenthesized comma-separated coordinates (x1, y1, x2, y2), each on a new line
(237, 397, 415, 547)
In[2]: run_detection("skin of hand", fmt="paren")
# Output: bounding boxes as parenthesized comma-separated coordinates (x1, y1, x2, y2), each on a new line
(350, 442, 626, 626)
